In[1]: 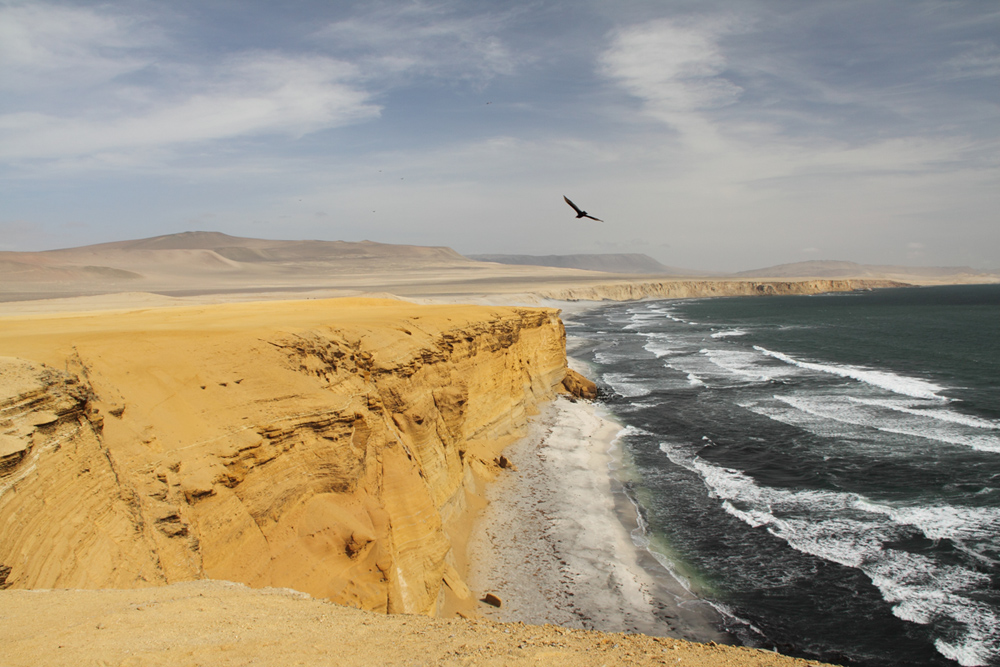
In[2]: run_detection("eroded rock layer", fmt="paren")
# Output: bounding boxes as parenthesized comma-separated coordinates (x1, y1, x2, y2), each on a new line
(0, 299, 566, 615)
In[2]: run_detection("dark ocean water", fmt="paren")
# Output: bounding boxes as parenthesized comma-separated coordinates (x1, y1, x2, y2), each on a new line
(566, 284, 1000, 667)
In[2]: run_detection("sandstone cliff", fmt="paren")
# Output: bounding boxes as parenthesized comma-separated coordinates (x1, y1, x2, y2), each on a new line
(0, 299, 566, 615)
(539, 278, 908, 301)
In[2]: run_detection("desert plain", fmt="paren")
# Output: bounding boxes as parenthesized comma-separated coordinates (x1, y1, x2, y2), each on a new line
(5, 232, 990, 666)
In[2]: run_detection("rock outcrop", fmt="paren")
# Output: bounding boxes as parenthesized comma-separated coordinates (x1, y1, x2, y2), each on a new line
(0, 299, 566, 615)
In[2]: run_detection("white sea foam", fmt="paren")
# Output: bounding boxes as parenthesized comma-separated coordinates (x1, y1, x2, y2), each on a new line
(872, 423, 1000, 453)
(754, 346, 947, 401)
(645, 343, 679, 358)
(624, 312, 663, 330)
(640, 333, 679, 358)
(635, 303, 691, 324)
(648, 306, 690, 324)
(602, 372, 652, 398)
(614, 424, 657, 440)
(657, 442, 1000, 665)
(710, 329, 748, 339)
(594, 350, 631, 365)
(701, 348, 780, 382)
(852, 500, 1000, 554)
(687, 373, 704, 386)
(740, 402, 858, 441)
(848, 396, 1000, 431)
(772, 395, 1000, 453)
(866, 553, 999, 667)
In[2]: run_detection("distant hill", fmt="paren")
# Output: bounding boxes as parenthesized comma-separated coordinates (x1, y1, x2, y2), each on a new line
(733, 260, 999, 283)
(45, 231, 470, 264)
(0, 231, 490, 299)
(467, 253, 706, 275)
(4, 233, 995, 303)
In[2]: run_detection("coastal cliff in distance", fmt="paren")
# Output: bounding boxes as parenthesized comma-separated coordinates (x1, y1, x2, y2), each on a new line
(538, 278, 908, 301)
(0, 299, 566, 616)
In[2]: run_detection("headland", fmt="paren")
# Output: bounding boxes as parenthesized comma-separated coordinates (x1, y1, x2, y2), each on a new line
(2, 233, 962, 666)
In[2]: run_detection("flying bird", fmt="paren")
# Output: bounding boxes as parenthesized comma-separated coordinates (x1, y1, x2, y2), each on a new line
(563, 195, 603, 222)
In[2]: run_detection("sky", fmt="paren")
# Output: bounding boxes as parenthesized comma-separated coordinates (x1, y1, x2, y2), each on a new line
(1, 0, 998, 271)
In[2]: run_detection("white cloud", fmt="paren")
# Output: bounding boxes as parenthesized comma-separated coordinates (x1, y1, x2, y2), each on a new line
(0, 53, 379, 161)
(596, 17, 995, 188)
(0, 1, 528, 167)
(0, 2, 154, 92)
(315, 2, 529, 85)
(599, 19, 743, 125)
(0, 3, 380, 163)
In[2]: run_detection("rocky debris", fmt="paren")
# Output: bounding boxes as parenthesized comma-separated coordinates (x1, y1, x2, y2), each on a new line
(481, 592, 502, 608)
(495, 455, 516, 471)
(560, 369, 598, 400)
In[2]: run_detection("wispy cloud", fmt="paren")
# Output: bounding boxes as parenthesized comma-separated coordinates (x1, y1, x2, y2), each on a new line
(1, 53, 378, 161)
(0, 3, 378, 164)
(941, 43, 1000, 80)
(599, 18, 744, 119)
(314, 1, 530, 86)
(597, 13, 997, 181)
(598, 16, 760, 160)
(0, 1, 154, 93)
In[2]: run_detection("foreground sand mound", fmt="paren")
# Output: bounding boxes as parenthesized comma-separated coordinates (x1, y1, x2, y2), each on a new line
(0, 580, 838, 666)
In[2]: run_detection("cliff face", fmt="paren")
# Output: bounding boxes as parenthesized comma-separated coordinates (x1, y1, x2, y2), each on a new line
(540, 278, 909, 301)
(0, 299, 566, 615)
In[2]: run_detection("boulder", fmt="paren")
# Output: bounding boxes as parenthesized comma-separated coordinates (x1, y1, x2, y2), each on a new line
(560, 368, 597, 400)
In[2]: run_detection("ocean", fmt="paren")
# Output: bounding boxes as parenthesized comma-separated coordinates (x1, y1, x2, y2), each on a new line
(565, 284, 1000, 667)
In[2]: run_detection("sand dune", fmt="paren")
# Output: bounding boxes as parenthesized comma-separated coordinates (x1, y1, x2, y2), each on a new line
(0, 232, 615, 302)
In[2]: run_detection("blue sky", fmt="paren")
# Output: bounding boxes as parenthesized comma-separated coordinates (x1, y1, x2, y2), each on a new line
(1, 0, 997, 271)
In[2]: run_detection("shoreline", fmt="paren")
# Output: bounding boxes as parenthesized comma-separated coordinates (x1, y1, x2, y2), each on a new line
(467, 392, 732, 644)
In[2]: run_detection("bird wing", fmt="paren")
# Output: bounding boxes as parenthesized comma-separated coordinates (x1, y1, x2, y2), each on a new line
(583, 214, 604, 222)
(563, 195, 584, 215)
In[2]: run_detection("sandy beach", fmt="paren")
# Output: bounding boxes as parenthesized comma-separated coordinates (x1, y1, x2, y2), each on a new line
(468, 392, 732, 644)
